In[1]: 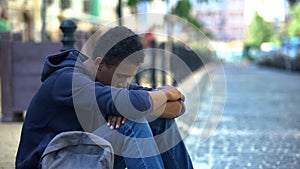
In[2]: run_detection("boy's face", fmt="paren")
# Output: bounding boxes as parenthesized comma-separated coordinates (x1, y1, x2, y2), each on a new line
(96, 60, 138, 88)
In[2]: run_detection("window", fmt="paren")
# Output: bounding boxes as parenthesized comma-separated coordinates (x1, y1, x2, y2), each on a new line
(47, 0, 54, 5)
(60, 0, 71, 10)
(84, 0, 91, 13)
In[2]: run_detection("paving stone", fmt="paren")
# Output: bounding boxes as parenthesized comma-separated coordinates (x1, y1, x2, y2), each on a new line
(184, 64, 300, 168)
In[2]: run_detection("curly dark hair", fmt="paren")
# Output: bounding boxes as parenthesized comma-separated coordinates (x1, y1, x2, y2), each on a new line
(92, 26, 144, 66)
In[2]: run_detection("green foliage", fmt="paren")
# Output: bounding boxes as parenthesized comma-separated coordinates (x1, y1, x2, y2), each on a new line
(249, 11, 273, 46)
(172, 0, 204, 30)
(127, 0, 154, 7)
(173, 0, 191, 18)
(288, 4, 300, 37)
(187, 16, 203, 29)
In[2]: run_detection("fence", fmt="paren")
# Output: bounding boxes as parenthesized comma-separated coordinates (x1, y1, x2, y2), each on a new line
(0, 19, 91, 122)
(0, 32, 61, 122)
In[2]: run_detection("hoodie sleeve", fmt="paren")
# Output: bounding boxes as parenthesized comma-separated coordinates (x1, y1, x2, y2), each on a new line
(129, 83, 186, 117)
(94, 83, 153, 119)
(53, 69, 153, 120)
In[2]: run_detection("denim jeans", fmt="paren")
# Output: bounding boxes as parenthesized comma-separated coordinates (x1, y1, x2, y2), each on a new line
(93, 118, 193, 169)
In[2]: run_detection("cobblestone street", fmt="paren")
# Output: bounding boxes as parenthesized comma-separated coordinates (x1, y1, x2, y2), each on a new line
(184, 64, 300, 169)
(1, 63, 300, 168)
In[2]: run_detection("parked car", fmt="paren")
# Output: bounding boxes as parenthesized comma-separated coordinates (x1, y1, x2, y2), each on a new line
(281, 37, 300, 59)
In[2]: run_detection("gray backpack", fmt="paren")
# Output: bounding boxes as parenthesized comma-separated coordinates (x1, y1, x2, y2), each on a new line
(40, 131, 114, 169)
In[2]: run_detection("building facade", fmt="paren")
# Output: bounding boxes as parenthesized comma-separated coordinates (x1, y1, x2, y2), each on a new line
(192, 0, 245, 41)
(3, 0, 135, 41)
(192, 0, 288, 41)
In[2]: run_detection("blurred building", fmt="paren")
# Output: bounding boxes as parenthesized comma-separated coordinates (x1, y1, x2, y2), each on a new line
(191, 0, 288, 62)
(2, 0, 290, 42)
(192, 0, 288, 41)
(3, 0, 95, 41)
(3, 0, 138, 41)
(2, 0, 181, 42)
(192, 0, 245, 41)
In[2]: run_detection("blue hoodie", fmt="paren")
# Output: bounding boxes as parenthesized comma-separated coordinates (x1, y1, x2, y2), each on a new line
(15, 50, 153, 169)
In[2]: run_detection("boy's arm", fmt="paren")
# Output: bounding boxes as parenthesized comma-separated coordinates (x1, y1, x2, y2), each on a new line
(129, 83, 185, 118)
(159, 100, 185, 118)
(147, 86, 185, 118)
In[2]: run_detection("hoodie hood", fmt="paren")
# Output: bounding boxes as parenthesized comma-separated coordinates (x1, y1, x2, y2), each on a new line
(41, 50, 85, 82)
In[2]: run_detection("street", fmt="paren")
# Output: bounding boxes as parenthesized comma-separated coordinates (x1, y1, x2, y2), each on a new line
(184, 63, 300, 169)
(1, 63, 300, 168)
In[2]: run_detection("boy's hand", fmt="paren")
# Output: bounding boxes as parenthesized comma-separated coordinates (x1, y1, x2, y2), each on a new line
(158, 85, 185, 101)
(107, 115, 126, 129)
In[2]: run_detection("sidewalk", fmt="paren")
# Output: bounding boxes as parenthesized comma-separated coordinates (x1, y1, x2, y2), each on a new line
(1, 73, 22, 168)
(0, 120, 22, 169)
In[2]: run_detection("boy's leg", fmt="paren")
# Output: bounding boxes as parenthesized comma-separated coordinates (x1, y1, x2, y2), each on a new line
(149, 118, 194, 169)
(93, 119, 165, 169)
(112, 155, 126, 169)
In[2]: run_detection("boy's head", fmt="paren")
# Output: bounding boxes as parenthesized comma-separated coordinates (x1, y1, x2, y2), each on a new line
(92, 26, 144, 66)
(90, 26, 144, 87)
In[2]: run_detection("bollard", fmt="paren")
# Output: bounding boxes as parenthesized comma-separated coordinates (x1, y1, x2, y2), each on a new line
(60, 19, 77, 51)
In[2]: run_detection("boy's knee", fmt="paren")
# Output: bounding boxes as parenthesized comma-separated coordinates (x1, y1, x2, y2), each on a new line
(118, 120, 154, 138)
(149, 118, 176, 135)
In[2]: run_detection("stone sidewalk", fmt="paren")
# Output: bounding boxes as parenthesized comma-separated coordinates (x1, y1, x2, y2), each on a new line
(1, 75, 22, 168)
(0, 121, 22, 169)
(184, 64, 300, 169)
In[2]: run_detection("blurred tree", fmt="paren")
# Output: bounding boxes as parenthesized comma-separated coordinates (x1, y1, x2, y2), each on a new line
(173, 0, 191, 18)
(172, 0, 204, 30)
(172, 0, 212, 38)
(116, 0, 157, 26)
(288, 4, 300, 37)
(127, 0, 153, 7)
(127, 0, 155, 15)
(249, 11, 273, 46)
(186, 16, 203, 30)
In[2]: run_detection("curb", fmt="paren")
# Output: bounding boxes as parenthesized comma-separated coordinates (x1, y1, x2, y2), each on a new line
(178, 62, 219, 95)
(176, 62, 220, 136)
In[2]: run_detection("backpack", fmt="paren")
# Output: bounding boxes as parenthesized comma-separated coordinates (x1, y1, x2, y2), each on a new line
(40, 131, 114, 169)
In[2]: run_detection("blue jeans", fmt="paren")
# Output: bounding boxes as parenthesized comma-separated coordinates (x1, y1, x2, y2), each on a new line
(93, 118, 193, 169)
